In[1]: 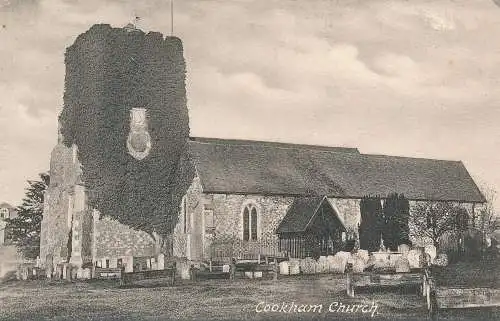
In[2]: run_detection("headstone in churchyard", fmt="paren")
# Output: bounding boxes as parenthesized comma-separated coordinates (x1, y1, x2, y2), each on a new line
(351, 255, 366, 273)
(180, 261, 191, 280)
(407, 248, 425, 268)
(336, 251, 351, 262)
(279, 261, 290, 275)
(289, 259, 300, 275)
(301, 257, 316, 274)
(71, 266, 78, 280)
(82, 268, 91, 279)
(328, 254, 348, 274)
(424, 245, 437, 263)
(395, 256, 410, 272)
(125, 256, 134, 272)
(356, 250, 370, 264)
(318, 256, 328, 273)
(157, 254, 165, 270)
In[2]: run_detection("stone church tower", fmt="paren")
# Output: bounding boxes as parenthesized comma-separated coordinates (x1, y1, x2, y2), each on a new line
(40, 24, 189, 271)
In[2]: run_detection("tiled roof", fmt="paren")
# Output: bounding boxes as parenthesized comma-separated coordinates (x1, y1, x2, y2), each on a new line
(188, 138, 486, 203)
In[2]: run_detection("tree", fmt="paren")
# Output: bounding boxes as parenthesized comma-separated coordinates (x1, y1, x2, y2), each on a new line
(409, 201, 468, 248)
(5, 173, 49, 259)
(382, 193, 411, 251)
(476, 185, 499, 240)
(359, 197, 383, 252)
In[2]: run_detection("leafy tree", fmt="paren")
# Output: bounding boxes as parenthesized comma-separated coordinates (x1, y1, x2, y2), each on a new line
(359, 197, 383, 252)
(476, 185, 499, 242)
(382, 193, 411, 251)
(410, 201, 468, 248)
(5, 173, 49, 259)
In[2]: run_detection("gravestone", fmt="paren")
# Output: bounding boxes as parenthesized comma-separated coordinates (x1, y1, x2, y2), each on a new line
(279, 261, 290, 275)
(407, 248, 425, 268)
(351, 255, 366, 273)
(289, 259, 300, 275)
(424, 245, 437, 263)
(356, 250, 370, 264)
(395, 256, 410, 272)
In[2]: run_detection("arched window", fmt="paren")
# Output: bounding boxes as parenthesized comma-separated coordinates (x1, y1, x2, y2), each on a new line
(243, 203, 258, 241)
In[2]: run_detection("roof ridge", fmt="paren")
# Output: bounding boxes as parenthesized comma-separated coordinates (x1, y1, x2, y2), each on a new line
(188, 137, 359, 153)
(361, 153, 463, 163)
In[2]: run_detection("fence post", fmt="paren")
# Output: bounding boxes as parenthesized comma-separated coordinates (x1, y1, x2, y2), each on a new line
(273, 257, 278, 281)
(120, 266, 125, 286)
(171, 262, 176, 286)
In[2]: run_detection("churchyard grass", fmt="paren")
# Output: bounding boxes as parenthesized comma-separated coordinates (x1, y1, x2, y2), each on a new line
(0, 270, 499, 320)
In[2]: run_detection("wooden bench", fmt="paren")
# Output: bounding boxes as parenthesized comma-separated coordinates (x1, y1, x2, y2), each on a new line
(346, 267, 429, 298)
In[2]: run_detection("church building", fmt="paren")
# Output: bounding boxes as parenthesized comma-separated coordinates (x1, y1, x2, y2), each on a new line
(40, 24, 485, 274)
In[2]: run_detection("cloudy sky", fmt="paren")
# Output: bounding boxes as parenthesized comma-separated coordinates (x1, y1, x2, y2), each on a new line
(1, 0, 499, 210)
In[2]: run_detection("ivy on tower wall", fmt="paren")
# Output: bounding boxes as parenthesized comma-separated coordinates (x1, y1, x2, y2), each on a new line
(58, 24, 194, 243)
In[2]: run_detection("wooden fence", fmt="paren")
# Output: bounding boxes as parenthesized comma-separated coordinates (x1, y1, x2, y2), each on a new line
(210, 239, 287, 263)
(191, 260, 278, 281)
(94, 267, 123, 280)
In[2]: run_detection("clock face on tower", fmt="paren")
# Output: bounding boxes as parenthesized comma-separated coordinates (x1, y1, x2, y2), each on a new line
(126, 108, 152, 160)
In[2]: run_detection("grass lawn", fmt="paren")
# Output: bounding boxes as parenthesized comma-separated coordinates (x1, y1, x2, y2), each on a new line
(0, 268, 499, 320)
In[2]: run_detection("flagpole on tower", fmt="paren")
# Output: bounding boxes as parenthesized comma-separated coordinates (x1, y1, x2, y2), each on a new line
(171, 0, 174, 36)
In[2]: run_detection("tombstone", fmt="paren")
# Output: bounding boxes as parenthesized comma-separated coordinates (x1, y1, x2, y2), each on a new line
(388, 253, 403, 267)
(328, 254, 348, 274)
(64, 264, 73, 281)
(356, 250, 370, 264)
(373, 257, 391, 270)
(222, 264, 230, 273)
(318, 256, 329, 273)
(424, 245, 437, 264)
(289, 259, 300, 275)
(45, 264, 54, 279)
(279, 261, 290, 275)
(82, 268, 91, 279)
(407, 248, 425, 269)
(301, 257, 316, 274)
(335, 251, 352, 262)
(157, 254, 165, 270)
(395, 256, 410, 273)
(350, 255, 366, 273)
(124, 256, 134, 273)
(71, 265, 78, 280)
(110, 258, 118, 269)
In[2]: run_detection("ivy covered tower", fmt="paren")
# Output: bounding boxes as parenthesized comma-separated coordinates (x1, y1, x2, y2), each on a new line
(40, 24, 190, 271)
